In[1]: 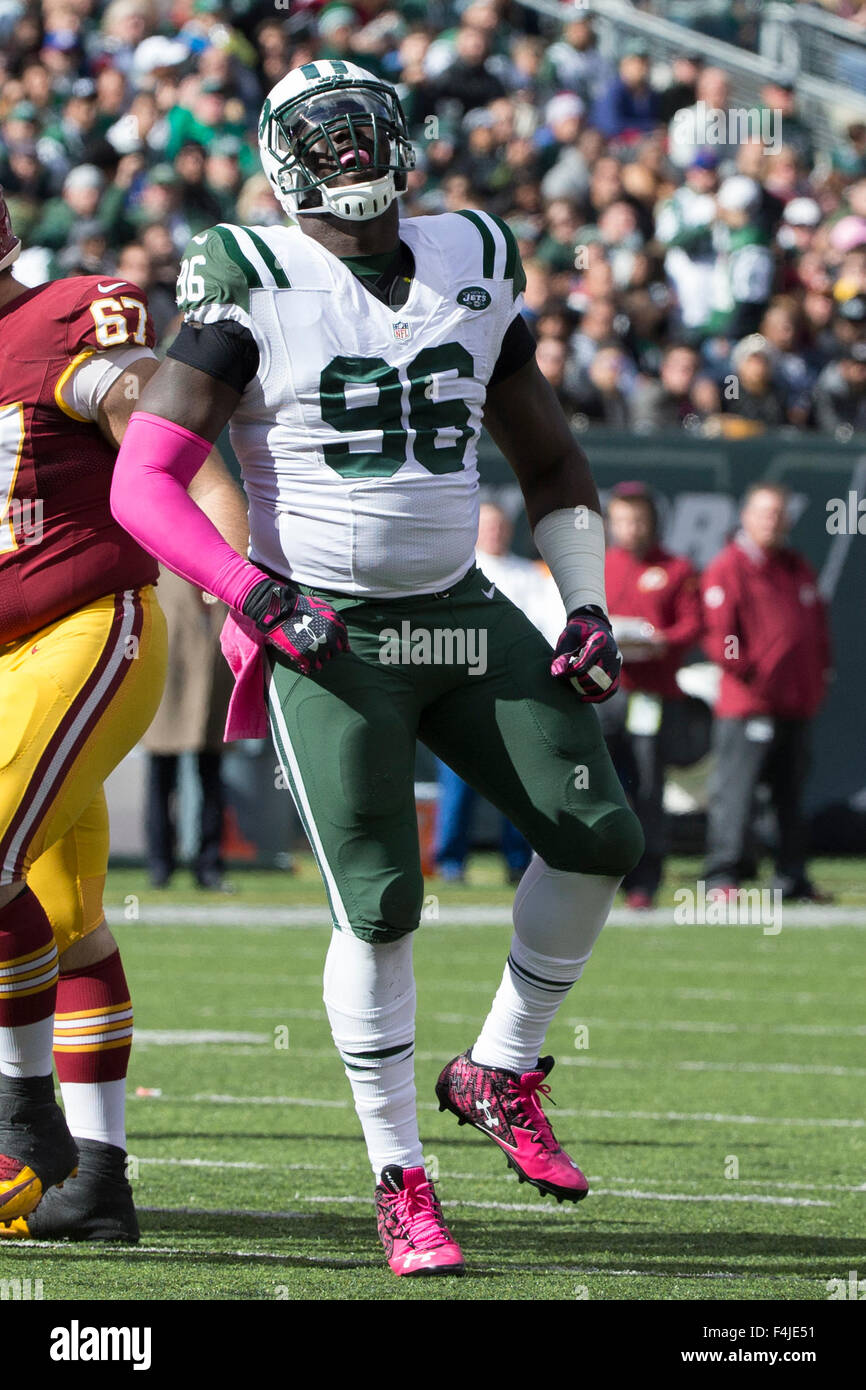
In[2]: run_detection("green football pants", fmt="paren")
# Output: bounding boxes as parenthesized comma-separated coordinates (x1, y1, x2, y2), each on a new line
(267, 565, 643, 943)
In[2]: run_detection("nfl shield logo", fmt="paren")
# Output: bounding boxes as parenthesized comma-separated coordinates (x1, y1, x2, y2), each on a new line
(393, 321, 411, 341)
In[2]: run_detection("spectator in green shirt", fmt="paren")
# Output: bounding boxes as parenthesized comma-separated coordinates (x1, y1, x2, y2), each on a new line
(165, 77, 255, 175)
(29, 164, 132, 251)
(204, 137, 245, 222)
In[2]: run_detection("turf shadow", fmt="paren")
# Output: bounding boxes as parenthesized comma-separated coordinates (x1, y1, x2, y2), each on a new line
(464, 1222, 866, 1276)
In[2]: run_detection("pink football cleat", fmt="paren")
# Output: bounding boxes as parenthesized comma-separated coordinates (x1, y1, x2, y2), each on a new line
(375, 1165, 465, 1278)
(436, 1051, 589, 1203)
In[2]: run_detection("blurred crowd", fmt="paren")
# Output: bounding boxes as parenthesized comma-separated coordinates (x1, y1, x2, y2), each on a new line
(5, 0, 866, 437)
(632, 1, 866, 48)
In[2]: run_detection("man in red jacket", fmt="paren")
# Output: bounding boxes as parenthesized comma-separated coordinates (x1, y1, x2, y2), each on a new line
(700, 482, 831, 900)
(602, 484, 703, 907)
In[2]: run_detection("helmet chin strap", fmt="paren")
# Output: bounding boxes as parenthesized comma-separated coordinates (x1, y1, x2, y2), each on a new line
(297, 173, 397, 222)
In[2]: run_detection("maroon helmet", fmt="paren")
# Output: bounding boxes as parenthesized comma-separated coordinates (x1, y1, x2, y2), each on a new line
(0, 187, 21, 273)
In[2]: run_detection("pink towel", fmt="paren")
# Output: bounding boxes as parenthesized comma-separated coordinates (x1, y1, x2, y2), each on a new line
(220, 611, 269, 740)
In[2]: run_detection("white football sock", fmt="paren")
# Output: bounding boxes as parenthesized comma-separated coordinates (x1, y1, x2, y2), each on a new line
(0, 1017, 55, 1079)
(323, 927, 423, 1178)
(472, 856, 620, 1074)
(59, 1079, 127, 1150)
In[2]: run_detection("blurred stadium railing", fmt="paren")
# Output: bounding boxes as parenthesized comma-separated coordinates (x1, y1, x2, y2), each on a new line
(525, 0, 866, 154)
(760, 2, 866, 97)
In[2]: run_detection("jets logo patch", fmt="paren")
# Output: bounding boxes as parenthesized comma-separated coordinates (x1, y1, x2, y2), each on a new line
(457, 286, 491, 311)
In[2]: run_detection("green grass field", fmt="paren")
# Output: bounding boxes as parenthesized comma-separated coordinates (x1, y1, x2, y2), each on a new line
(1, 856, 864, 1302)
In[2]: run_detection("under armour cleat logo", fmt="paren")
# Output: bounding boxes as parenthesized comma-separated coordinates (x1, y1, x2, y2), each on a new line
(402, 1250, 434, 1269)
(476, 1098, 499, 1128)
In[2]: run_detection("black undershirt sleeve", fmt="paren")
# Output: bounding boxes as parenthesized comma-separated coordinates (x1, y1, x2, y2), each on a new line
(488, 313, 537, 389)
(166, 318, 260, 394)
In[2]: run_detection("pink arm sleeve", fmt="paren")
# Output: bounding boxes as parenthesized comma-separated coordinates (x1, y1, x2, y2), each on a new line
(110, 411, 264, 612)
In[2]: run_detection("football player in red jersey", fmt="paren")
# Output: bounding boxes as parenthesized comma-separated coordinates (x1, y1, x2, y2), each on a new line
(0, 189, 247, 1241)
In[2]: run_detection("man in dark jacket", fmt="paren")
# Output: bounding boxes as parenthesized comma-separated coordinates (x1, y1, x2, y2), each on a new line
(590, 42, 660, 139)
(431, 25, 506, 119)
(700, 483, 831, 900)
(813, 342, 866, 435)
(631, 342, 716, 431)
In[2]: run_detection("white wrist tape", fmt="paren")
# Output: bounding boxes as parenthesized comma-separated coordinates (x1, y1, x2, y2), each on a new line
(533, 507, 608, 616)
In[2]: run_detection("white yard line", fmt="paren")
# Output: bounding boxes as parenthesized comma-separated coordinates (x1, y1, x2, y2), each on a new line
(138, 1157, 269, 1171)
(134, 1205, 313, 1221)
(298, 1190, 830, 1209)
(135, 1030, 272, 1046)
(184, 1093, 348, 1109)
(3, 1235, 767, 1281)
(576, 1107, 865, 1129)
(156, 1091, 864, 1128)
(431, 1013, 866, 1037)
(566, 1018, 866, 1037)
(106, 904, 866, 928)
(131, 1156, 866, 1194)
(136, 1013, 866, 1041)
(558, 1057, 866, 1078)
(133, 1033, 865, 1079)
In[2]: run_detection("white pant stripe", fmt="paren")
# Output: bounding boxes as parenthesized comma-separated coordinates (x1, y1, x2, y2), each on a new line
(267, 673, 349, 929)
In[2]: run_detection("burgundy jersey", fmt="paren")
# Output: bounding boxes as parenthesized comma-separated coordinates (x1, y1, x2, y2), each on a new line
(701, 536, 830, 720)
(0, 276, 158, 644)
(605, 544, 703, 699)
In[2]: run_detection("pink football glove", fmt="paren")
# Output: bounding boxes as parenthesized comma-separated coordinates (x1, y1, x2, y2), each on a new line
(242, 579, 349, 675)
(551, 605, 622, 704)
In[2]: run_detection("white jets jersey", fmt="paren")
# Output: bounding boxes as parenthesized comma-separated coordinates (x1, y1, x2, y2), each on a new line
(176, 212, 526, 595)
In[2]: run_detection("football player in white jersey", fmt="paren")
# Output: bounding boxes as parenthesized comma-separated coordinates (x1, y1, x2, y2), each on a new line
(110, 61, 642, 1278)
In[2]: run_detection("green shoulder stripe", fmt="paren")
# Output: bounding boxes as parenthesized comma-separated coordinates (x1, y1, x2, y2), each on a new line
(243, 227, 291, 288)
(456, 209, 526, 297)
(456, 209, 496, 279)
(488, 213, 517, 280)
(177, 223, 292, 317)
(212, 225, 262, 290)
(488, 212, 527, 299)
(177, 225, 254, 313)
